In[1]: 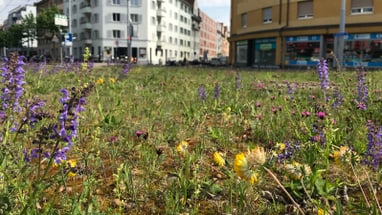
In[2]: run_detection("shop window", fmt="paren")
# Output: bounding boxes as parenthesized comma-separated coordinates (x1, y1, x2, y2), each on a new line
(351, 0, 373, 14)
(298, 1, 313, 19)
(241, 13, 247, 28)
(263, 7, 272, 24)
(285, 36, 321, 66)
(236, 41, 248, 64)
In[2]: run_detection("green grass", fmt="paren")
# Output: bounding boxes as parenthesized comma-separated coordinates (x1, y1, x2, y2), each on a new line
(1, 61, 382, 214)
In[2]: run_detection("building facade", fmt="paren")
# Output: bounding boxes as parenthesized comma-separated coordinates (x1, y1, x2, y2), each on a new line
(199, 10, 217, 61)
(63, 0, 202, 64)
(230, 0, 382, 68)
(35, 0, 64, 61)
(217, 22, 229, 57)
(4, 4, 38, 55)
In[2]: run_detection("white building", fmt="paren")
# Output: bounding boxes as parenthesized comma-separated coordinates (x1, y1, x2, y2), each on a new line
(64, 0, 201, 64)
(5, 5, 38, 50)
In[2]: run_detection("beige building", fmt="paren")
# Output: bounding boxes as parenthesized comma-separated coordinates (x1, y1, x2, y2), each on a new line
(230, 0, 382, 68)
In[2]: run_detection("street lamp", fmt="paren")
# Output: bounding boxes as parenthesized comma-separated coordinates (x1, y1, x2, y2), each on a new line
(127, 0, 132, 62)
(68, 0, 73, 57)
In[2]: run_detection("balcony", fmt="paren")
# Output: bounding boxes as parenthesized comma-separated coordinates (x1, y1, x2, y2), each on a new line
(80, 21, 92, 29)
(157, 8, 165, 17)
(157, 24, 166, 32)
(80, 2, 92, 14)
(84, 39, 92, 44)
(157, 0, 164, 2)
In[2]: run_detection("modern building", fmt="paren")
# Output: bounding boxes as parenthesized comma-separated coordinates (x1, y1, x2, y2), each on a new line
(35, 0, 64, 61)
(63, 0, 202, 64)
(230, 0, 382, 68)
(3, 4, 38, 55)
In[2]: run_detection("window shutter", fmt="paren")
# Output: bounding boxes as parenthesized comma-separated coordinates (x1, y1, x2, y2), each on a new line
(298, 1, 313, 17)
(351, 0, 373, 8)
(263, 7, 272, 21)
(107, 30, 112, 38)
(121, 30, 125, 38)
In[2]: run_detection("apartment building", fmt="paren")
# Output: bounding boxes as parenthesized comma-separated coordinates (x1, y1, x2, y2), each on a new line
(199, 10, 217, 61)
(63, 0, 202, 64)
(35, 0, 64, 60)
(230, 0, 382, 68)
(217, 22, 229, 57)
(3, 4, 38, 53)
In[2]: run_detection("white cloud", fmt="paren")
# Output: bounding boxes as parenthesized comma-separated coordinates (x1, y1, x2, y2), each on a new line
(198, 0, 230, 8)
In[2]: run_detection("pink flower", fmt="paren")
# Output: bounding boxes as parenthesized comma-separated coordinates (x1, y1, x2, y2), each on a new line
(316, 111, 326, 119)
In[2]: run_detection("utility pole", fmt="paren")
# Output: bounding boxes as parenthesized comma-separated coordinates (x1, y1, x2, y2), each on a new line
(68, 0, 73, 57)
(127, 0, 132, 62)
(335, 0, 346, 70)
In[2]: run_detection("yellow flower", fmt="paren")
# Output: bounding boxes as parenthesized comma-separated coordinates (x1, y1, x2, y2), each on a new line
(109, 78, 116, 83)
(285, 161, 312, 180)
(213, 152, 225, 167)
(66, 160, 77, 168)
(176, 141, 188, 155)
(66, 160, 77, 178)
(275, 142, 286, 151)
(67, 172, 76, 178)
(317, 208, 327, 215)
(233, 146, 266, 184)
(332, 146, 355, 165)
(96, 78, 104, 85)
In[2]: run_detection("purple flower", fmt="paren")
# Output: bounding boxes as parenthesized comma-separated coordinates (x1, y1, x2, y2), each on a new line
(214, 83, 220, 99)
(364, 122, 382, 169)
(356, 67, 368, 110)
(235, 71, 241, 89)
(198, 85, 207, 101)
(123, 63, 130, 74)
(317, 59, 329, 90)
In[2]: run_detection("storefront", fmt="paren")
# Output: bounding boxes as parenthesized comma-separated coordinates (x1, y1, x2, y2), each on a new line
(253, 38, 276, 68)
(285, 35, 321, 66)
(344, 33, 382, 67)
(235, 40, 248, 66)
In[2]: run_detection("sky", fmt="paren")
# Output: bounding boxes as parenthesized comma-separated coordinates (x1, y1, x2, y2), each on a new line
(198, 0, 231, 27)
(0, 0, 230, 27)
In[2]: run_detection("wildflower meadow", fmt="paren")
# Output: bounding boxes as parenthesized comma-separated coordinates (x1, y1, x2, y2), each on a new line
(1, 51, 382, 214)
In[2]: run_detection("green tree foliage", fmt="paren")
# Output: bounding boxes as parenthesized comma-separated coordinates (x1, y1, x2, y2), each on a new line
(36, 6, 61, 41)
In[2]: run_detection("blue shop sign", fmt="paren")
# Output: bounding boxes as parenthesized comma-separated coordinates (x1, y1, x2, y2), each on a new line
(286, 35, 321, 42)
(345, 33, 382, 40)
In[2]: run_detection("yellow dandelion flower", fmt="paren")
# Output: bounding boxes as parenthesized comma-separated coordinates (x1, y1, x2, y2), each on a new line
(285, 161, 312, 180)
(109, 78, 116, 83)
(233, 146, 266, 184)
(176, 141, 188, 155)
(96, 78, 104, 85)
(317, 208, 327, 215)
(213, 152, 225, 167)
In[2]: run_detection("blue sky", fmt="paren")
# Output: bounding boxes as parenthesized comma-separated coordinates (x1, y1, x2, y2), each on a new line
(0, 0, 230, 27)
(198, 0, 231, 27)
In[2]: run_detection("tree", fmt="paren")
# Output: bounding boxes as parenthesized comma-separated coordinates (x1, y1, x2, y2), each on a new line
(22, 13, 37, 57)
(36, 6, 61, 40)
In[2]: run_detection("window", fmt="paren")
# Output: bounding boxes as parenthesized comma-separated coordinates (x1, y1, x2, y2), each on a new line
(113, 30, 121, 38)
(298, 1, 313, 19)
(113, 13, 121, 21)
(351, 0, 373, 14)
(93, 30, 99, 39)
(263, 7, 272, 24)
(113, 0, 120, 4)
(93, 14, 99, 23)
(131, 0, 140, 6)
(241, 13, 247, 28)
(131, 14, 141, 23)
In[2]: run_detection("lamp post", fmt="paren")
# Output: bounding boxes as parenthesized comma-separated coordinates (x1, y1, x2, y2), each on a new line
(68, 0, 73, 57)
(127, 0, 132, 62)
(335, 0, 346, 70)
